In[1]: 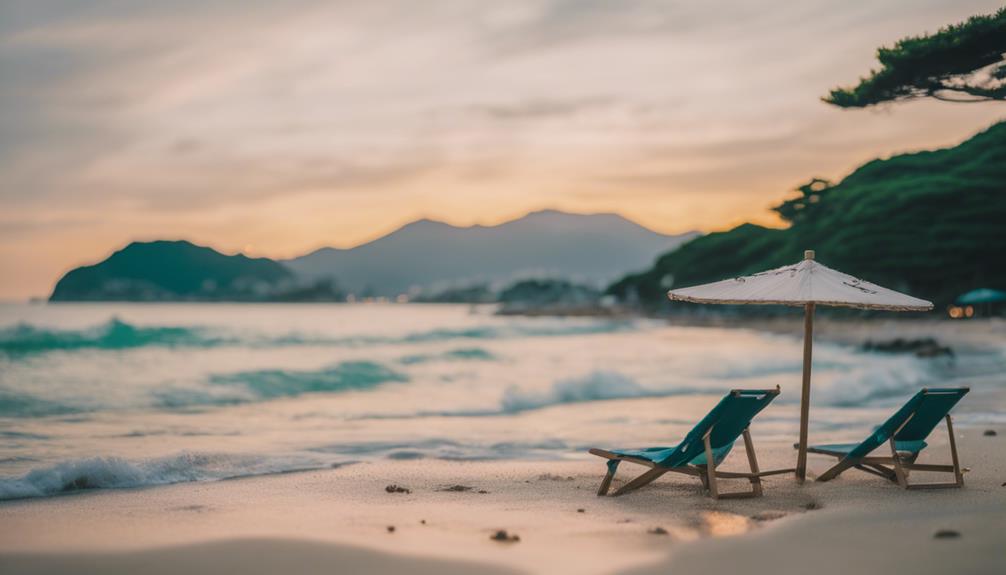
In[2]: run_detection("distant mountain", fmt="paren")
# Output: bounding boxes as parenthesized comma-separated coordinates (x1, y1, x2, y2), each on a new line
(49, 211, 696, 302)
(285, 210, 698, 296)
(50, 240, 297, 301)
(609, 121, 1006, 309)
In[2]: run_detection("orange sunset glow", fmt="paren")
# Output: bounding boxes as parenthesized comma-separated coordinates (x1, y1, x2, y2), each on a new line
(1, 0, 1003, 299)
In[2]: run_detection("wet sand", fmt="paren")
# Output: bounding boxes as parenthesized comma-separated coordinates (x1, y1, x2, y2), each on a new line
(1, 431, 1003, 575)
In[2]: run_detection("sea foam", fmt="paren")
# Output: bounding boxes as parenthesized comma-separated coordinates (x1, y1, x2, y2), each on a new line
(0, 452, 331, 501)
(502, 370, 667, 412)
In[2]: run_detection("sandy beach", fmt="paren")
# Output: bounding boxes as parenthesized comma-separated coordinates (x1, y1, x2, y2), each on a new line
(0, 432, 1003, 575)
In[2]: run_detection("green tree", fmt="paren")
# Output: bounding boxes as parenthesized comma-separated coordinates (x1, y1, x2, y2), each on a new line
(773, 178, 833, 224)
(825, 7, 1006, 107)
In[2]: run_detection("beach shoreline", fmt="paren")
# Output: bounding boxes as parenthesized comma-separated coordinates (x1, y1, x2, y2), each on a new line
(2, 315, 1003, 574)
(1, 427, 1003, 575)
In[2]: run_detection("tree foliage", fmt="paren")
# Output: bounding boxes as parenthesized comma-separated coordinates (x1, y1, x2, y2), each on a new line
(772, 178, 833, 224)
(607, 121, 1006, 309)
(49, 240, 301, 301)
(825, 7, 1006, 107)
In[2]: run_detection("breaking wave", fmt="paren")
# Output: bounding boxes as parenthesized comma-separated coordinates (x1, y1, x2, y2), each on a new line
(0, 319, 232, 357)
(310, 438, 572, 461)
(500, 370, 713, 413)
(157, 361, 408, 408)
(488, 354, 933, 416)
(812, 355, 934, 407)
(0, 452, 338, 501)
(0, 390, 83, 418)
(399, 347, 497, 364)
(0, 318, 634, 358)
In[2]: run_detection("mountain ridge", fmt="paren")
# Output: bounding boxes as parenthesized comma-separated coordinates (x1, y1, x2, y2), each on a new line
(50, 240, 295, 301)
(284, 209, 698, 296)
(49, 210, 697, 301)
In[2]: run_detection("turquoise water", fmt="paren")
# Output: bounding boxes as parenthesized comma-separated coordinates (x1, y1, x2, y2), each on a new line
(0, 303, 998, 500)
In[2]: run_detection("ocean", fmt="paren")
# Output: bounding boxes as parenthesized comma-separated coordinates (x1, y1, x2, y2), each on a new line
(1, 303, 1000, 500)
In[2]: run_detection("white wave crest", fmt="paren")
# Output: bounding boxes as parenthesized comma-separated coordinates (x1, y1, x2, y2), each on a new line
(501, 370, 654, 413)
(813, 355, 934, 407)
(0, 452, 330, 500)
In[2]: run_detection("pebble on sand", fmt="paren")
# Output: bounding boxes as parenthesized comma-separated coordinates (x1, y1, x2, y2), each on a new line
(983, 429, 997, 436)
(537, 473, 575, 481)
(750, 511, 787, 522)
(933, 529, 960, 539)
(648, 527, 669, 535)
(577, 508, 585, 513)
(490, 530, 520, 542)
(438, 484, 474, 492)
(385, 484, 411, 494)
(387, 526, 396, 533)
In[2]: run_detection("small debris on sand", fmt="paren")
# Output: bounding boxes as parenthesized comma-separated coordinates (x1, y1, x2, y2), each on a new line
(538, 473, 574, 481)
(478, 489, 489, 494)
(804, 501, 822, 511)
(438, 484, 474, 492)
(420, 519, 426, 525)
(933, 529, 960, 539)
(750, 511, 787, 522)
(387, 526, 396, 533)
(984, 429, 997, 436)
(385, 484, 411, 494)
(617, 519, 633, 524)
(577, 508, 585, 513)
(490, 530, 520, 542)
(648, 527, 669, 535)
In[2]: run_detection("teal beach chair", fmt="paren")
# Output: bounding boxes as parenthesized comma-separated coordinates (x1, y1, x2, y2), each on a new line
(589, 387, 792, 499)
(808, 387, 969, 488)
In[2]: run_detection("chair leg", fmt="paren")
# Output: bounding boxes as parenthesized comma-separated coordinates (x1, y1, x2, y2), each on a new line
(946, 415, 964, 487)
(703, 433, 719, 499)
(857, 463, 897, 482)
(742, 428, 763, 497)
(700, 428, 768, 499)
(901, 415, 965, 490)
(816, 456, 857, 482)
(699, 469, 710, 491)
(888, 437, 910, 488)
(597, 459, 619, 496)
(612, 467, 667, 496)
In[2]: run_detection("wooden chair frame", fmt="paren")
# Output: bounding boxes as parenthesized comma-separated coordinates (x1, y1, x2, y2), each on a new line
(589, 426, 794, 499)
(813, 414, 964, 489)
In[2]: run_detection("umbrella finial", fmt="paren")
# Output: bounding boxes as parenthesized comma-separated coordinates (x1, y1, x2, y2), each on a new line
(804, 250, 815, 261)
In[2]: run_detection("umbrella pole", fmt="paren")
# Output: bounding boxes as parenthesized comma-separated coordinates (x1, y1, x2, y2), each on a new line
(796, 302, 815, 482)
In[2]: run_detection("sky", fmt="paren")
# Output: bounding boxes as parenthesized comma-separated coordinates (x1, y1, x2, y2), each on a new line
(1, 0, 1004, 299)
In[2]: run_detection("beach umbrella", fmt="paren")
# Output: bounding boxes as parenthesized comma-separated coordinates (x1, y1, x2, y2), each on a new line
(667, 250, 933, 482)
(956, 288, 1006, 305)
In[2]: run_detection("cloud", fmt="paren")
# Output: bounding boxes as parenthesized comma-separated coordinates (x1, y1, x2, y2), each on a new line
(476, 96, 614, 121)
(0, 0, 1004, 298)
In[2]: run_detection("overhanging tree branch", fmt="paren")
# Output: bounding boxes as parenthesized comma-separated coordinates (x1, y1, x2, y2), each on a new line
(825, 8, 1006, 108)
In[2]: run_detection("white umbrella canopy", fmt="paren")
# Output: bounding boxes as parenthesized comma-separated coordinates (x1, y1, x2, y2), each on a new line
(667, 250, 933, 481)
